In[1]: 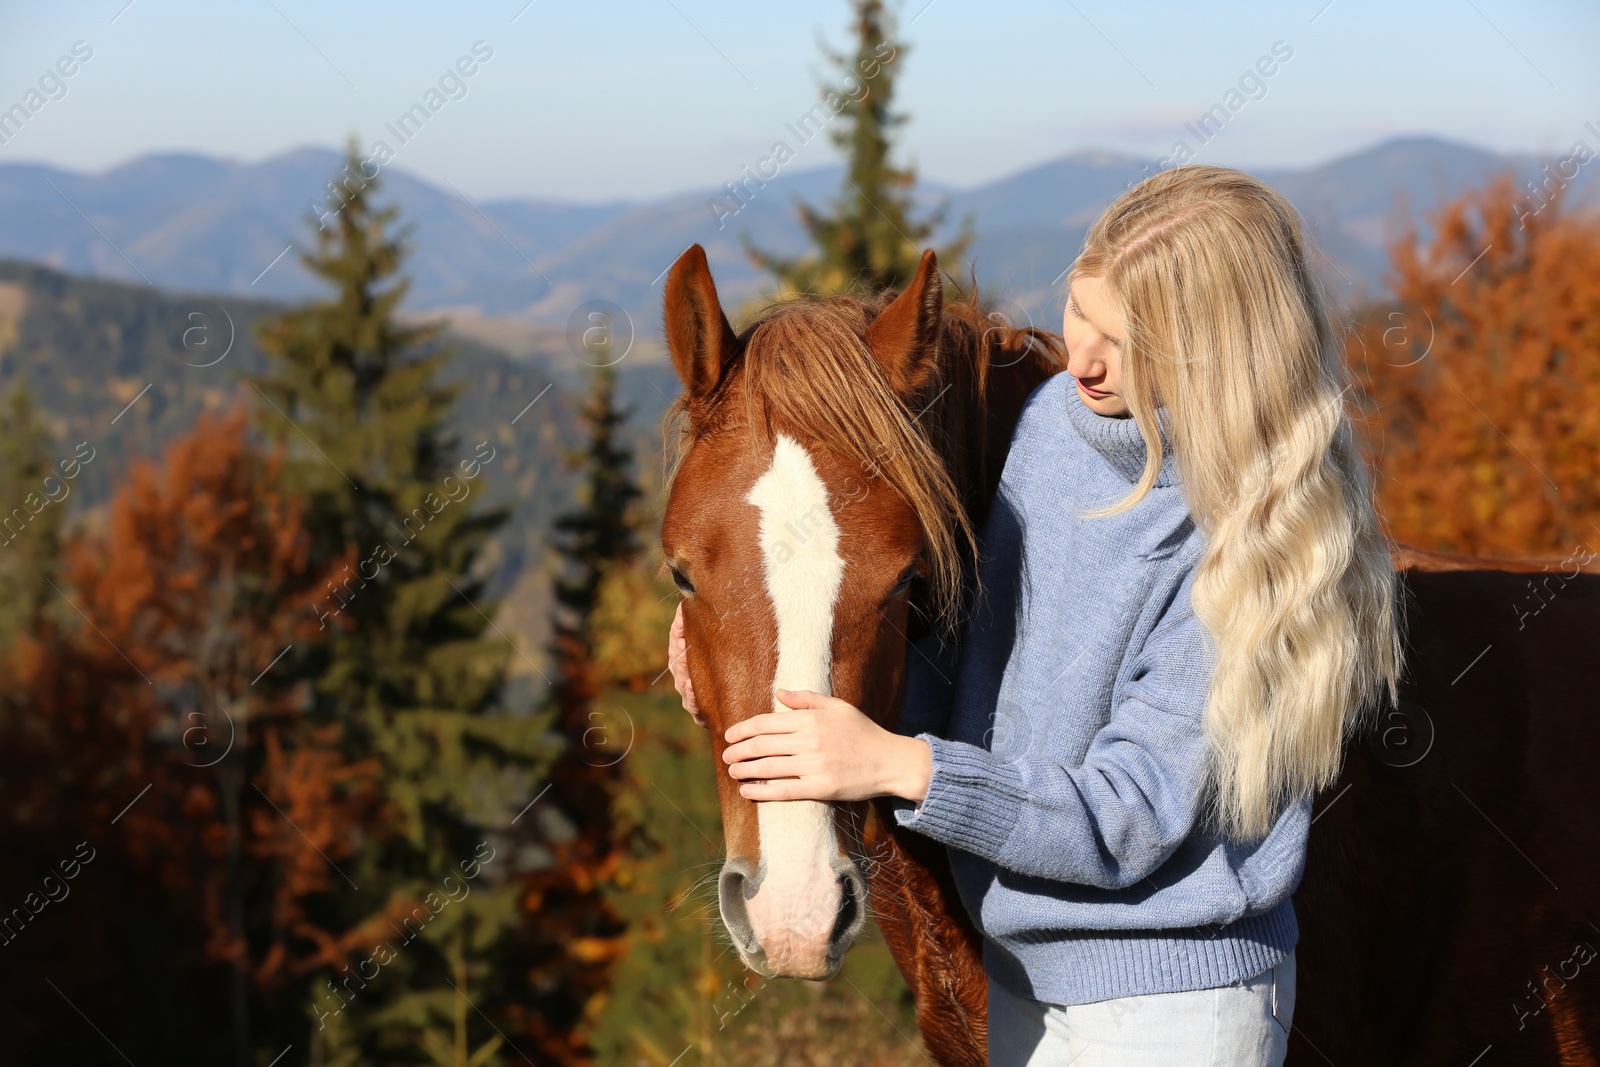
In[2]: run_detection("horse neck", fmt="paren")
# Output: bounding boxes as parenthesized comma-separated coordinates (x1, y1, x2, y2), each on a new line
(932, 319, 1064, 532)
(905, 318, 1064, 639)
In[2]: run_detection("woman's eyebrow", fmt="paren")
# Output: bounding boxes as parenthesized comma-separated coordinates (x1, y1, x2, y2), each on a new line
(1067, 289, 1123, 346)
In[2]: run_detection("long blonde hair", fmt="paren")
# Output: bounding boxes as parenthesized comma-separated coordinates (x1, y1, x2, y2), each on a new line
(1070, 165, 1404, 842)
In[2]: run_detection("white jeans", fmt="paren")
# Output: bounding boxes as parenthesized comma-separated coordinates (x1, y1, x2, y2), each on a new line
(987, 950, 1296, 1066)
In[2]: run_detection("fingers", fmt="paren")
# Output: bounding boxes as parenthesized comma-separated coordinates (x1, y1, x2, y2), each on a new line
(677, 677, 703, 724)
(667, 603, 702, 721)
(723, 709, 810, 745)
(773, 688, 851, 712)
(736, 776, 831, 802)
(726, 755, 806, 781)
(722, 728, 815, 764)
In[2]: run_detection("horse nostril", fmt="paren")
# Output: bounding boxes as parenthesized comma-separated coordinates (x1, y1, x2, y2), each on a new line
(829, 867, 868, 952)
(718, 860, 762, 958)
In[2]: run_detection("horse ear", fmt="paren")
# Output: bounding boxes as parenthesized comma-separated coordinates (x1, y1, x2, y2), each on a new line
(663, 244, 738, 401)
(866, 249, 942, 398)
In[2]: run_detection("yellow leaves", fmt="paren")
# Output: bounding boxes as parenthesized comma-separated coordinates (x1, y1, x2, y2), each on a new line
(567, 935, 621, 964)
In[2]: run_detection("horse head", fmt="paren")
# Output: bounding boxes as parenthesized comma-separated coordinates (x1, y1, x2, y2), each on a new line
(659, 243, 1059, 980)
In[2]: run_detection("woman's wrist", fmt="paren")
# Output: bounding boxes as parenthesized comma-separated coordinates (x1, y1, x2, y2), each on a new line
(886, 734, 933, 803)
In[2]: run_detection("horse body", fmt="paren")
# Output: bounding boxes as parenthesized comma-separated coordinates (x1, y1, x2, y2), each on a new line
(659, 243, 1600, 1064)
(1293, 552, 1600, 1065)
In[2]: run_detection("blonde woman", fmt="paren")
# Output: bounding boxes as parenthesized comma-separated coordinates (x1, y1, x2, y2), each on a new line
(672, 165, 1403, 1065)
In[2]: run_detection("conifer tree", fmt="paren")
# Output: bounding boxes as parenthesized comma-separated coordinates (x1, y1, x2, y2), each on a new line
(253, 142, 555, 1063)
(511, 359, 643, 1061)
(746, 0, 971, 296)
(553, 364, 644, 624)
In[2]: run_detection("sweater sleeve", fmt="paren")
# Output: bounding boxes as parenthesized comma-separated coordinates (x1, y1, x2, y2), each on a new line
(892, 564, 1215, 890)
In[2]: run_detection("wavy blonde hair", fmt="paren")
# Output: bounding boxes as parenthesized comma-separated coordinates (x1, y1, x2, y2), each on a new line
(1069, 165, 1404, 842)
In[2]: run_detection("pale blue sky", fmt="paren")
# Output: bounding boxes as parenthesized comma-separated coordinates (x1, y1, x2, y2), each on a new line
(1, 0, 1595, 201)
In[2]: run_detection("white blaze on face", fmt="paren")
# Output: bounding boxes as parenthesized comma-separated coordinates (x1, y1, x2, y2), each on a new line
(742, 433, 846, 959)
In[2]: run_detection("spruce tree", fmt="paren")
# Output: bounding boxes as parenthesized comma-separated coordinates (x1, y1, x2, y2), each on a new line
(553, 364, 643, 624)
(253, 143, 554, 1063)
(512, 360, 642, 1054)
(746, 0, 971, 296)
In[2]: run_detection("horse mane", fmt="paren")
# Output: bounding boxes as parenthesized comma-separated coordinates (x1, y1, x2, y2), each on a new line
(918, 289, 1068, 534)
(664, 280, 1066, 634)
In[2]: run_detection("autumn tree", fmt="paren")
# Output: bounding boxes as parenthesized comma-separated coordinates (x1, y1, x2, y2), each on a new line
(1351, 172, 1600, 556)
(0, 407, 374, 1064)
(746, 0, 970, 297)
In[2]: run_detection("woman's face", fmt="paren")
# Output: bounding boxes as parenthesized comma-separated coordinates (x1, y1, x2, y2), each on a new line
(1063, 275, 1129, 417)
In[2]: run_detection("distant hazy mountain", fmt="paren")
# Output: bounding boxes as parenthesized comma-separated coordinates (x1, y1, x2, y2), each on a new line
(1, 135, 1587, 347)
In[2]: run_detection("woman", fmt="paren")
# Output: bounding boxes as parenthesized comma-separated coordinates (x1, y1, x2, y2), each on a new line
(667, 165, 1403, 1066)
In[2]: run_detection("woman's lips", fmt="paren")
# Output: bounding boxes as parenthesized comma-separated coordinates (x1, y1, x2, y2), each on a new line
(1076, 378, 1111, 399)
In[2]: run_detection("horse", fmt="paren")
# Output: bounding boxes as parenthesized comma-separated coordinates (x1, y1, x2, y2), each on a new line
(657, 242, 1600, 1065)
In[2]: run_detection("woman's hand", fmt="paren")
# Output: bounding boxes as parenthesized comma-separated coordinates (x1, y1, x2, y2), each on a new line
(723, 689, 932, 803)
(667, 602, 704, 726)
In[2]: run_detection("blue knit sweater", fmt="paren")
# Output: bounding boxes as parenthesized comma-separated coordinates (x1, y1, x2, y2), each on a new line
(891, 371, 1310, 1007)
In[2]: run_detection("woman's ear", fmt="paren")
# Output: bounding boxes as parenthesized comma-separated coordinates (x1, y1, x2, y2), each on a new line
(865, 249, 942, 398)
(663, 243, 739, 403)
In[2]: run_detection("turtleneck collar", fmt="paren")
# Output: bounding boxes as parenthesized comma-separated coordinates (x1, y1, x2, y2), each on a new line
(1063, 386, 1181, 487)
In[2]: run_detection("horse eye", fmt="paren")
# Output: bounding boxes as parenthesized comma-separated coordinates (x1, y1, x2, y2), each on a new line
(669, 565, 696, 596)
(890, 564, 918, 597)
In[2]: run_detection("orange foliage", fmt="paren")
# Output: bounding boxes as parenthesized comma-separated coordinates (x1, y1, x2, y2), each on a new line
(1351, 173, 1600, 557)
(10, 404, 382, 990)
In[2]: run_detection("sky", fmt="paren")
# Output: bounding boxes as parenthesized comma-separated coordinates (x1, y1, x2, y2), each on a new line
(1, 0, 1596, 203)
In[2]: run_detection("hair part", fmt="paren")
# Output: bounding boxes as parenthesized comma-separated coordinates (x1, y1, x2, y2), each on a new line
(1069, 165, 1405, 842)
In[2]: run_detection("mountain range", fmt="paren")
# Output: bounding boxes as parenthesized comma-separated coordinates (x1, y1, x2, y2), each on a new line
(0, 135, 1591, 360)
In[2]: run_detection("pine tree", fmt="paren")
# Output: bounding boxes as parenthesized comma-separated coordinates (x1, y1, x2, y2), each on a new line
(510, 360, 643, 1062)
(253, 142, 556, 1064)
(745, 0, 971, 297)
(553, 364, 644, 625)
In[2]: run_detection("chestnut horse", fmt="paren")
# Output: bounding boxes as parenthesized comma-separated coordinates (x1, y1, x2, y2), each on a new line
(659, 243, 1600, 1065)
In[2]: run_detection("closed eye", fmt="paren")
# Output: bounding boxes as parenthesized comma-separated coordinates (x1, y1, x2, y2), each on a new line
(668, 564, 696, 596)
(889, 563, 918, 598)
